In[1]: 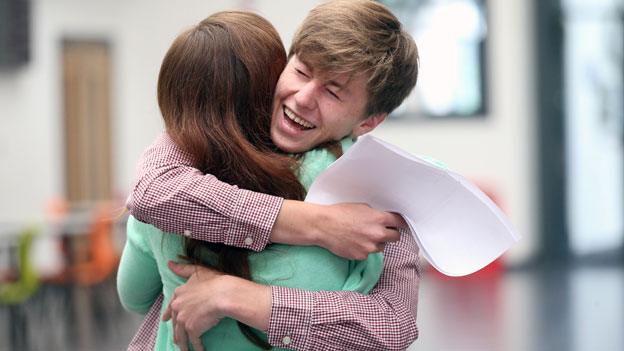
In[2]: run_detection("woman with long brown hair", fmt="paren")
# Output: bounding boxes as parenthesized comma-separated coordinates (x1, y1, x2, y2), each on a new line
(117, 11, 383, 350)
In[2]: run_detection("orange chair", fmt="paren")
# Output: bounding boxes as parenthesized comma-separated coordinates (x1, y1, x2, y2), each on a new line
(67, 203, 120, 286)
(44, 201, 120, 286)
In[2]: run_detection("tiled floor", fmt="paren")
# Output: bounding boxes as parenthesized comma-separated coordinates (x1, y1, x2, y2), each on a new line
(1, 263, 622, 350)
(412, 263, 624, 351)
(0, 279, 142, 351)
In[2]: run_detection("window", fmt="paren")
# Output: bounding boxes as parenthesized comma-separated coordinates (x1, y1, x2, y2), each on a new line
(380, 0, 488, 118)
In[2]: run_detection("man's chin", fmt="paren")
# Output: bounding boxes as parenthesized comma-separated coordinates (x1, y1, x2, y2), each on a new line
(276, 142, 308, 154)
(273, 136, 310, 154)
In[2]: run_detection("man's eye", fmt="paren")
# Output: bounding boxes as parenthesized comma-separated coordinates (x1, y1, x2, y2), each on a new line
(295, 68, 309, 78)
(327, 88, 340, 100)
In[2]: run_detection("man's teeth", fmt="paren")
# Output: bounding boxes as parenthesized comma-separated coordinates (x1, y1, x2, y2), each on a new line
(284, 108, 315, 129)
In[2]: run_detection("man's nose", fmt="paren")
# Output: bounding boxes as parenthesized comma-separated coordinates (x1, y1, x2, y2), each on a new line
(294, 81, 318, 110)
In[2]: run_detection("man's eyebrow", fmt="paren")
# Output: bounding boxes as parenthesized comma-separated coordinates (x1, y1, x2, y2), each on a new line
(297, 59, 313, 72)
(326, 79, 346, 91)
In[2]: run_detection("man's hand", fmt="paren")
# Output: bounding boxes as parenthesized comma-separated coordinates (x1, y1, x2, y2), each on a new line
(163, 262, 227, 351)
(163, 261, 272, 351)
(272, 200, 406, 260)
(316, 203, 406, 260)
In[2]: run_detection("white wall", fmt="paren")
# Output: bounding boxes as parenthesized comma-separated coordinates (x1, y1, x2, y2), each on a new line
(0, 0, 128, 223)
(0, 0, 536, 264)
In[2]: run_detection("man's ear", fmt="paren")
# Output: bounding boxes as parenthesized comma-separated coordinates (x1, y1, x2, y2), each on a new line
(351, 113, 388, 137)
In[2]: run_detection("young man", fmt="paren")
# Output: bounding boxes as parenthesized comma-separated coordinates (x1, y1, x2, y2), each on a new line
(127, 1, 420, 349)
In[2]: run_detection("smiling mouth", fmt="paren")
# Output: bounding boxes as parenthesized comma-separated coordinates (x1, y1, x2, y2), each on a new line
(283, 106, 316, 130)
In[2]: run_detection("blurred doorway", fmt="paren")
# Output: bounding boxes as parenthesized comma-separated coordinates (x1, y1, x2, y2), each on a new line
(62, 40, 113, 204)
(562, 0, 624, 257)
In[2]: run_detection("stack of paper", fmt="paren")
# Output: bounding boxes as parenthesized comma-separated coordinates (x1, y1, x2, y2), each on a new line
(305, 135, 520, 277)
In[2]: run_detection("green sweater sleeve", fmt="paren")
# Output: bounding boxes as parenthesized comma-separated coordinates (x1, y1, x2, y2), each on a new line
(117, 216, 163, 314)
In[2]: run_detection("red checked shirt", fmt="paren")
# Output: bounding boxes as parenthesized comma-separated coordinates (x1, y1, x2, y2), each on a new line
(126, 133, 421, 350)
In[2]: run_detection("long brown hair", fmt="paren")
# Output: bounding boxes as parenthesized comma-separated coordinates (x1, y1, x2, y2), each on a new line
(157, 11, 305, 348)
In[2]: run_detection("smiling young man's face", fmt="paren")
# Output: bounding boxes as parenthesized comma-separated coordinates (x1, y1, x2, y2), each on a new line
(270, 55, 387, 153)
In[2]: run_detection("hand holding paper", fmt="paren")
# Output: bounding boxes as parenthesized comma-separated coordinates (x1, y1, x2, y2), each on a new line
(305, 135, 520, 277)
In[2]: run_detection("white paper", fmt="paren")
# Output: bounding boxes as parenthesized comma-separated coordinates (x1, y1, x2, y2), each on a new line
(305, 135, 520, 277)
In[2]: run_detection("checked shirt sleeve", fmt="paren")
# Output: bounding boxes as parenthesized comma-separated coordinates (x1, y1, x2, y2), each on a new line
(267, 228, 421, 350)
(127, 132, 283, 251)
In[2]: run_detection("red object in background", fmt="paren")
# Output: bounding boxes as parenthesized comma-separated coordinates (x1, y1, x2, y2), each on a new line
(428, 256, 504, 281)
(427, 180, 506, 281)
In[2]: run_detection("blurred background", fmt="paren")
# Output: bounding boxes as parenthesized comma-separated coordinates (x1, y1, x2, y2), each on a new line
(0, 0, 622, 350)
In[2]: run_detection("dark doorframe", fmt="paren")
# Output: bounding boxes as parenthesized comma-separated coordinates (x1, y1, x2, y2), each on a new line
(535, 0, 570, 262)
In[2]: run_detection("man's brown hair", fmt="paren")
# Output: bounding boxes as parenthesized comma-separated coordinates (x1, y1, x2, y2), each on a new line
(290, 0, 419, 117)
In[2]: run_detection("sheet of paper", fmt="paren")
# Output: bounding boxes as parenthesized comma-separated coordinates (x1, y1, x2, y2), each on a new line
(305, 135, 520, 277)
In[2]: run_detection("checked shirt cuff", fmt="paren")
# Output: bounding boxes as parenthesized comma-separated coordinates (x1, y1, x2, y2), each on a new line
(268, 286, 315, 350)
(224, 189, 283, 251)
